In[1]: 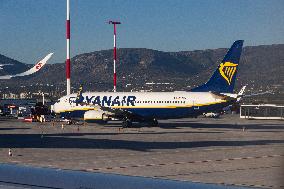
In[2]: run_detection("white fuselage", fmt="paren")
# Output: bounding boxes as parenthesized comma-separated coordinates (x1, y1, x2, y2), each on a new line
(53, 91, 231, 119)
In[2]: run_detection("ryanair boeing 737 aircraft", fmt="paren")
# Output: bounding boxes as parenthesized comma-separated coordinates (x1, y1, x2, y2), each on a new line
(53, 40, 244, 127)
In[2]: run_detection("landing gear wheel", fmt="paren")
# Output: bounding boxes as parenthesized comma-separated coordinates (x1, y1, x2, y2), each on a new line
(152, 118, 158, 127)
(122, 119, 132, 128)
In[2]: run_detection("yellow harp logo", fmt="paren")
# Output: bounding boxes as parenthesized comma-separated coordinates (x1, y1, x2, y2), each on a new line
(219, 62, 238, 85)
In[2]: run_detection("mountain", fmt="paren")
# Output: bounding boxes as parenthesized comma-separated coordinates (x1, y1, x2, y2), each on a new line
(0, 44, 283, 97)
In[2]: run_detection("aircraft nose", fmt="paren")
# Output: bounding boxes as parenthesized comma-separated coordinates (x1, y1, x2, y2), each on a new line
(52, 102, 59, 113)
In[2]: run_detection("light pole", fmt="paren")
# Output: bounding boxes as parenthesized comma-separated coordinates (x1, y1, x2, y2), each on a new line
(108, 21, 121, 92)
(66, 0, 71, 95)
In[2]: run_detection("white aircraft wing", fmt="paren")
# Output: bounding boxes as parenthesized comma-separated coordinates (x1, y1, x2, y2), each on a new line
(0, 53, 53, 79)
(0, 64, 13, 70)
(12, 53, 53, 77)
(0, 75, 12, 79)
(241, 91, 274, 98)
(236, 86, 274, 101)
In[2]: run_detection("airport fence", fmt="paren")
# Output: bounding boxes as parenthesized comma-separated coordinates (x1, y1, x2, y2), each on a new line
(240, 104, 284, 120)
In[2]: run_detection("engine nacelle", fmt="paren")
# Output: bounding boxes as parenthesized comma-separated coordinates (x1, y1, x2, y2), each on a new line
(84, 110, 109, 124)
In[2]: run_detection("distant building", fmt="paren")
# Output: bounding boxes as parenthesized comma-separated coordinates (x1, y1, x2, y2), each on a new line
(2, 93, 19, 99)
(20, 92, 29, 99)
(240, 104, 284, 120)
(0, 98, 37, 116)
(0, 99, 37, 107)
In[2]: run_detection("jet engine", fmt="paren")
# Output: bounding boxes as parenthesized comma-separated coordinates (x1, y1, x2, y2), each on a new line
(84, 110, 110, 124)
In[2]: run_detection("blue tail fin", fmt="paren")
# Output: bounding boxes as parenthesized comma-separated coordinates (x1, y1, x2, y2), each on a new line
(191, 40, 244, 93)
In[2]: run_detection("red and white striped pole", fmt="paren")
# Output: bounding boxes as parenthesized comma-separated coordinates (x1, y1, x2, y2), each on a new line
(66, 0, 71, 95)
(108, 21, 121, 92)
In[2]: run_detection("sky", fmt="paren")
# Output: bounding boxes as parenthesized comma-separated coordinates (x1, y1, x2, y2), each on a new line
(0, 0, 283, 64)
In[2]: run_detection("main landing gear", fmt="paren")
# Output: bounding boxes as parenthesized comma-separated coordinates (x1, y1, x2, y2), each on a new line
(122, 118, 132, 128)
(121, 118, 159, 128)
(151, 118, 158, 127)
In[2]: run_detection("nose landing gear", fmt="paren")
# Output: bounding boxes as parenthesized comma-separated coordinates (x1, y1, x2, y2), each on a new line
(151, 118, 158, 127)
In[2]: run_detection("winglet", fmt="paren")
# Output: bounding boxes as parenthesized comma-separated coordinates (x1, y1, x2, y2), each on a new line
(237, 85, 247, 102)
(238, 86, 247, 96)
(37, 53, 53, 68)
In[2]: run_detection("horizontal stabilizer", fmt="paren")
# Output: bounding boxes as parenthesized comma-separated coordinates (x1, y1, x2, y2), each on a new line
(209, 91, 235, 101)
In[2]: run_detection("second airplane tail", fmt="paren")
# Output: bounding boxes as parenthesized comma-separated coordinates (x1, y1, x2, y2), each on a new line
(191, 40, 244, 93)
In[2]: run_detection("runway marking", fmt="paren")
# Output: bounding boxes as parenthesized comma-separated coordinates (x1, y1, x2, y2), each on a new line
(160, 168, 283, 189)
(88, 154, 284, 171)
(86, 144, 284, 159)
(174, 162, 182, 165)
(168, 178, 282, 189)
(158, 165, 281, 177)
(0, 180, 63, 189)
(10, 161, 21, 163)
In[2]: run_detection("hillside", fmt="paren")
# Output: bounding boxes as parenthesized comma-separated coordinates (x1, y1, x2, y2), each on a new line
(0, 44, 283, 97)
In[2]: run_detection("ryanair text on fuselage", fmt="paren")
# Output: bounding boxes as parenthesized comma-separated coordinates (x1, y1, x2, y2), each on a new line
(70, 95, 136, 107)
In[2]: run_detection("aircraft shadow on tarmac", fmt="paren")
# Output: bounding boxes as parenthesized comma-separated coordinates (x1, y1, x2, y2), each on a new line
(0, 127, 30, 131)
(158, 122, 284, 130)
(35, 131, 225, 137)
(0, 133, 284, 151)
(93, 121, 284, 130)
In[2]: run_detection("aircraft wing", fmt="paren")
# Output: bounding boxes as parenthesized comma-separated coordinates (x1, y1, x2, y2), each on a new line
(0, 53, 53, 79)
(85, 103, 131, 118)
(0, 163, 243, 189)
(239, 91, 274, 98)
(75, 86, 135, 121)
(236, 86, 273, 102)
(76, 101, 140, 124)
(210, 86, 249, 102)
(0, 75, 12, 79)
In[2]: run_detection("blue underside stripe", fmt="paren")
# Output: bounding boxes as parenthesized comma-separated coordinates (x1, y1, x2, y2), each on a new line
(59, 102, 230, 119)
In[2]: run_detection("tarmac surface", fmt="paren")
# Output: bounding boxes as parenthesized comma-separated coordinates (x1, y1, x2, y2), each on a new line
(0, 114, 283, 188)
